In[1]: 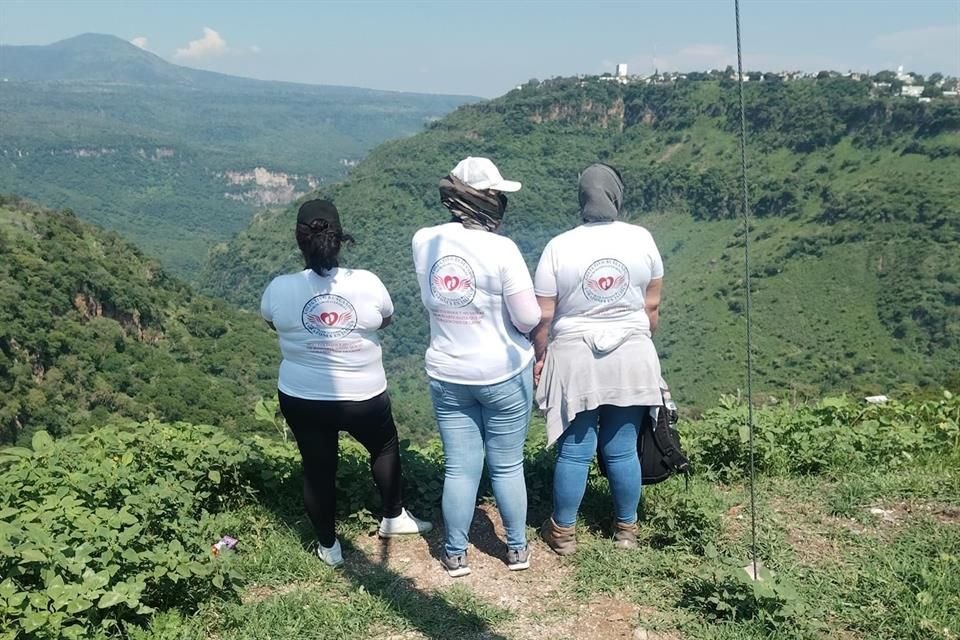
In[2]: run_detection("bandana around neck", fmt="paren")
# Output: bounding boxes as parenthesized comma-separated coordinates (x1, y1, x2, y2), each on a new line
(438, 174, 506, 231)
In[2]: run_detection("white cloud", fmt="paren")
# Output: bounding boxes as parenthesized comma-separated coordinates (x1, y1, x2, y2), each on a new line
(610, 43, 848, 76)
(174, 27, 228, 60)
(130, 36, 148, 50)
(874, 25, 959, 54)
(608, 44, 734, 76)
(873, 24, 960, 73)
(249, 45, 262, 54)
(654, 44, 734, 71)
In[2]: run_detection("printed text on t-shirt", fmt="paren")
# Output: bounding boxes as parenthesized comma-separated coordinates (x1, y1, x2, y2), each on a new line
(434, 309, 483, 325)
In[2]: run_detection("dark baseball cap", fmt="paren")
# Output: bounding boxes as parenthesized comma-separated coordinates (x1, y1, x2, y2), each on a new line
(297, 199, 340, 227)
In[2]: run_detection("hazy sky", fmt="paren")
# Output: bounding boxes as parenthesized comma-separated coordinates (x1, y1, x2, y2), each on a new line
(1, 0, 958, 97)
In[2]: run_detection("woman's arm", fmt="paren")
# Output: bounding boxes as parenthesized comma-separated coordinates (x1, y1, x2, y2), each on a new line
(500, 242, 539, 335)
(532, 295, 556, 384)
(374, 273, 395, 331)
(645, 278, 663, 335)
(505, 289, 540, 334)
(260, 281, 276, 331)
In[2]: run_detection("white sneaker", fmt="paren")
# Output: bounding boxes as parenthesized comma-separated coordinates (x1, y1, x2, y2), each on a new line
(316, 539, 344, 567)
(378, 508, 434, 538)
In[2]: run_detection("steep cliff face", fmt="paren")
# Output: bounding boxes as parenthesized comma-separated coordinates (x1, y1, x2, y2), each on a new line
(220, 168, 321, 207)
(528, 97, 626, 130)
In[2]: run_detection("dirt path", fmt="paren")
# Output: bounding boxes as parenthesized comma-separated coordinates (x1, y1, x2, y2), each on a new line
(350, 504, 654, 640)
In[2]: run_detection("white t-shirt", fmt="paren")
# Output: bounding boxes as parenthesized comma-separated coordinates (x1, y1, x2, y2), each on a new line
(260, 268, 393, 401)
(413, 223, 535, 385)
(534, 221, 664, 339)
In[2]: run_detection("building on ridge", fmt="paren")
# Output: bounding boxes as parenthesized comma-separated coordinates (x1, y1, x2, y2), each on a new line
(900, 85, 924, 98)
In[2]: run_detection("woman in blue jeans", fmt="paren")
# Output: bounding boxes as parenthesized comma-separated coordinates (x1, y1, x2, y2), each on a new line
(532, 163, 664, 554)
(413, 157, 540, 576)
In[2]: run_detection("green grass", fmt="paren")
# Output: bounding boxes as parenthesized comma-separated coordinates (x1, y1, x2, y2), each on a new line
(115, 463, 959, 640)
(126, 504, 512, 640)
(4, 399, 957, 639)
(569, 469, 959, 640)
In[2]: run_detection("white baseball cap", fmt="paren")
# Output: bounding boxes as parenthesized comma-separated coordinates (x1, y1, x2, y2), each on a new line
(450, 157, 522, 192)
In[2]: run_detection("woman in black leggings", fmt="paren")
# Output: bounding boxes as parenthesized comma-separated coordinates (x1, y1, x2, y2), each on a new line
(260, 199, 431, 566)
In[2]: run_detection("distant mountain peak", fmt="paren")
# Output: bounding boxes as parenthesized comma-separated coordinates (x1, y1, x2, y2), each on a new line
(53, 33, 138, 46)
(0, 33, 182, 85)
(49, 33, 156, 56)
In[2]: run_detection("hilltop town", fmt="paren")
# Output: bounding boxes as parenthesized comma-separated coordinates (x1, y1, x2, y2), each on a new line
(518, 64, 960, 102)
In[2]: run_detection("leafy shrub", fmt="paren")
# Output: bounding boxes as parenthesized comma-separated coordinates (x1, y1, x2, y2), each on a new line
(523, 426, 557, 521)
(0, 424, 281, 639)
(683, 392, 960, 479)
(2, 392, 957, 637)
(397, 439, 446, 519)
(682, 546, 810, 630)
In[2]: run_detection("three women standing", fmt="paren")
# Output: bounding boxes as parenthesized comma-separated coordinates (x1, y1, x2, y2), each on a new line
(261, 160, 663, 571)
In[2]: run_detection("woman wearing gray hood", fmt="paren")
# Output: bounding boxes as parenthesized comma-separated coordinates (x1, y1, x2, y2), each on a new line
(532, 163, 664, 554)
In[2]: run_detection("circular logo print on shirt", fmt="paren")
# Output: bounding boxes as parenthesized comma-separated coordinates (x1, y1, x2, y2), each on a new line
(301, 294, 358, 339)
(582, 258, 631, 303)
(429, 256, 477, 307)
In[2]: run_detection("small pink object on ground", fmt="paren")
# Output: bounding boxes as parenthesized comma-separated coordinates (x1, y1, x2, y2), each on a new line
(212, 535, 238, 556)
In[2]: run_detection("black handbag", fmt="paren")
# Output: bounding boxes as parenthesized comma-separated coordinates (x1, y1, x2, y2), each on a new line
(597, 391, 691, 485)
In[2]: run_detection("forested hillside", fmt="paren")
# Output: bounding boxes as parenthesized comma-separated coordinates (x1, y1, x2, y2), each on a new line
(204, 75, 960, 416)
(0, 196, 278, 445)
(0, 34, 476, 275)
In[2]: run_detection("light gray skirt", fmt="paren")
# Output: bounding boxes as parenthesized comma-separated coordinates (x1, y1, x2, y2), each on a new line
(536, 332, 662, 446)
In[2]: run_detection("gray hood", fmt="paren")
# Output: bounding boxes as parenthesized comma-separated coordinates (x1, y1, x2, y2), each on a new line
(578, 163, 624, 222)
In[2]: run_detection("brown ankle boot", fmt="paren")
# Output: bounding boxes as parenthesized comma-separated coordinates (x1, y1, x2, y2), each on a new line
(613, 521, 638, 549)
(541, 517, 577, 556)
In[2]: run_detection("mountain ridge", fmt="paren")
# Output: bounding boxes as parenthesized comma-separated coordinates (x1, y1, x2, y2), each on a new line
(0, 33, 481, 99)
(0, 33, 479, 276)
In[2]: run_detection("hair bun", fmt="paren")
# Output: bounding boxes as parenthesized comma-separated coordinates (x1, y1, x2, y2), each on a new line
(308, 218, 332, 233)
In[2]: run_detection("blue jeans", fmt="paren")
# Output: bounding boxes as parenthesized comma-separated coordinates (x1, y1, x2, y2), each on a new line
(429, 364, 533, 556)
(553, 405, 644, 528)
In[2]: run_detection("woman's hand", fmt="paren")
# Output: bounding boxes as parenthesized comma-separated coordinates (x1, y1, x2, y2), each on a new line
(534, 358, 545, 386)
(532, 296, 555, 356)
(531, 296, 555, 386)
(645, 278, 662, 335)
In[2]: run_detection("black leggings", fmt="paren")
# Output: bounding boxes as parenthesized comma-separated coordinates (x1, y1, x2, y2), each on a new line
(278, 390, 403, 547)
